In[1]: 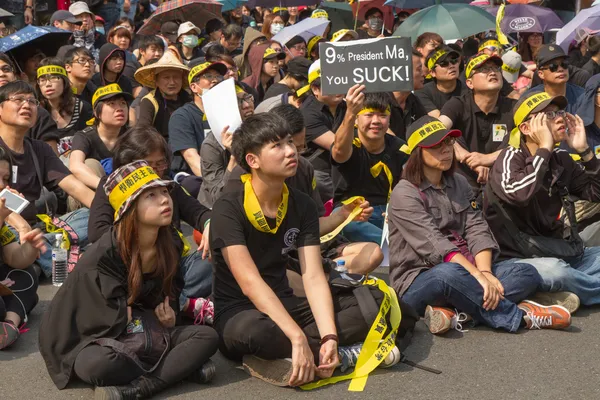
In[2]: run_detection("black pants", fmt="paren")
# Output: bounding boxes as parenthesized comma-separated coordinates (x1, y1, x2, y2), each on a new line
(216, 289, 383, 364)
(73, 325, 219, 387)
(0, 264, 39, 323)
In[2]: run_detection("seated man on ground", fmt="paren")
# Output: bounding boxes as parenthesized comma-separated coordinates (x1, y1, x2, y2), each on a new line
(389, 115, 571, 334)
(485, 92, 600, 314)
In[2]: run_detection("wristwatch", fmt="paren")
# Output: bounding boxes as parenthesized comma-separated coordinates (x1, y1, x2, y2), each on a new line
(578, 147, 593, 159)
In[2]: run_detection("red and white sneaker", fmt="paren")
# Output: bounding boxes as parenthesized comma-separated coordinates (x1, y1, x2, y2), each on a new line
(424, 305, 471, 335)
(518, 300, 571, 330)
(191, 298, 214, 326)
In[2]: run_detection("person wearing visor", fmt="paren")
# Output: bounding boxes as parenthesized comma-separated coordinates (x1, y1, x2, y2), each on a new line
(69, 84, 132, 192)
(486, 91, 600, 314)
(440, 53, 515, 189)
(388, 115, 569, 335)
(242, 44, 286, 103)
(169, 62, 227, 180)
(176, 22, 205, 66)
(415, 45, 464, 118)
(40, 160, 219, 398)
(357, 7, 389, 39)
(330, 29, 359, 43)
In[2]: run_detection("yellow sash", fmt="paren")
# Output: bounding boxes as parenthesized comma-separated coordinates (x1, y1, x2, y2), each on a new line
(370, 162, 393, 202)
(241, 174, 289, 234)
(320, 196, 364, 243)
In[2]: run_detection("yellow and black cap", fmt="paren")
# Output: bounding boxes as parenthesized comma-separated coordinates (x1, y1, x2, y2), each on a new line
(465, 53, 503, 78)
(188, 61, 228, 85)
(508, 91, 568, 148)
(92, 83, 133, 107)
(401, 115, 461, 155)
(263, 47, 286, 61)
(426, 46, 460, 71)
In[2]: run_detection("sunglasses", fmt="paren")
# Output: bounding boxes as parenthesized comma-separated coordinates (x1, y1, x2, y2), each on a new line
(437, 58, 460, 68)
(526, 110, 567, 121)
(540, 61, 569, 72)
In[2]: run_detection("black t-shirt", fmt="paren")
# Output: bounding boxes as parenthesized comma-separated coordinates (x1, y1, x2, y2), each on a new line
(331, 133, 408, 208)
(53, 98, 94, 155)
(74, 80, 98, 107)
(71, 126, 115, 162)
(0, 137, 70, 224)
(389, 93, 427, 140)
(301, 95, 347, 173)
(175, 44, 205, 65)
(414, 80, 464, 113)
(210, 186, 320, 321)
(225, 157, 325, 217)
(264, 82, 292, 100)
(168, 102, 211, 174)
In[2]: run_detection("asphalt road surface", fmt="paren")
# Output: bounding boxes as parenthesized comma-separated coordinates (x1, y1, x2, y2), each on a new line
(2, 282, 600, 400)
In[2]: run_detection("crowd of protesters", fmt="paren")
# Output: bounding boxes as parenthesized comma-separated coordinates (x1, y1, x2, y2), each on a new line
(0, 0, 600, 398)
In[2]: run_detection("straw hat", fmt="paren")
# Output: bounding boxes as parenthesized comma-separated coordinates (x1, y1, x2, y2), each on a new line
(134, 50, 191, 89)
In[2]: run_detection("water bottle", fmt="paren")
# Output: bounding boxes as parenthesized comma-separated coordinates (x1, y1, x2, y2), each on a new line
(52, 234, 68, 287)
(335, 260, 348, 273)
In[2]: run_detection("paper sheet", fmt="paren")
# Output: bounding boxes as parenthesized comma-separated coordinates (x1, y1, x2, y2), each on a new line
(379, 204, 390, 267)
(202, 78, 242, 149)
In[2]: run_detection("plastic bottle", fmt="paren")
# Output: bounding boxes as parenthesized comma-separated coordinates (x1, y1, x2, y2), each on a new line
(335, 260, 348, 273)
(52, 234, 68, 287)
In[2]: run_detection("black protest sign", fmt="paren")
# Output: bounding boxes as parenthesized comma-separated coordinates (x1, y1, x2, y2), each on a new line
(319, 37, 413, 95)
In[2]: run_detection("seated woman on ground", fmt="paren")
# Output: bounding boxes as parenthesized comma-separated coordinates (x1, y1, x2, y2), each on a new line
(39, 160, 219, 398)
(35, 58, 93, 157)
(68, 84, 132, 191)
(0, 147, 48, 350)
(387, 116, 571, 335)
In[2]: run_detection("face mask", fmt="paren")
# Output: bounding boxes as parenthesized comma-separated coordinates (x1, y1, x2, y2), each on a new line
(182, 35, 198, 48)
(96, 26, 105, 35)
(270, 23, 284, 35)
(368, 18, 383, 31)
(201, 88, 210, 96)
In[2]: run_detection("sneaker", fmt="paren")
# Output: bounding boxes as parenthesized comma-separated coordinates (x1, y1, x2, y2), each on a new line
(528, 291, 580, 314)
(190, 298, 214, 326)
(518, 300, 571, 330)
(338, 342, 401, 373)
(423, 305, 470, 335)
(0, 321, 20, 350)
(186, 359, 216, 384)
(242, 356, 293, 387)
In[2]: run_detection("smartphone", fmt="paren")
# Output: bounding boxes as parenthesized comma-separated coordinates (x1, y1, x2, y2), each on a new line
(0, 188, 30, 214)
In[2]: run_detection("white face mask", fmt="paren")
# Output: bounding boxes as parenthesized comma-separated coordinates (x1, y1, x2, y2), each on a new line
(270, 23, 284, 35)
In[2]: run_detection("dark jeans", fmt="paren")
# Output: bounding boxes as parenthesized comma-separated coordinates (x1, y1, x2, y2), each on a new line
(216, 290, 382, 363)
(0, 264, 39, 323)
(73, 325, 219, 387)
(94, 3, 120, 32)
(402, 261, 541, 333)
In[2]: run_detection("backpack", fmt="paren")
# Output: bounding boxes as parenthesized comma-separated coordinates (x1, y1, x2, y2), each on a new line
(142, 90, 160, 124)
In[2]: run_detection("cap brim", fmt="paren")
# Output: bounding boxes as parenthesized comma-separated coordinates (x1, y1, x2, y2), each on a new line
(114, 179, 174, 222)
(418, 129, 462, 148)
(96, 91, 134, 106)
(67, 17, 83, 24)
(530, 95, 568, 115)
(265, 52, 286, 61)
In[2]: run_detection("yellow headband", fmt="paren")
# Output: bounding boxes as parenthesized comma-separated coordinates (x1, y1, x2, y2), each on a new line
(508, 92, 552, 148)
(189, 62, 214, 85)
(427, 49, 447, 70)
(311, 10, 328, 19)
(401, 121, 448, 155)
(273, 7, 287, 13)
(478, 40, 501, 51)
(108, 166, 161, 218)
(235, 85, 245, 94)
(332, 29, 354, 42)
(357, 107, 391, 116)
(465, 54, 495, 78)
(307, 35, 323, 58)
(37, 65, 67, 79)
(296, 66, 322, 97)
(502, 64, 520, 74)
(92, 83, 124, 107)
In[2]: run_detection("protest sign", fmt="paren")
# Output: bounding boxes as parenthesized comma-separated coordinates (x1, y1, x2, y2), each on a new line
(319, 36, 413, 95)
(202, 78, 243, 149)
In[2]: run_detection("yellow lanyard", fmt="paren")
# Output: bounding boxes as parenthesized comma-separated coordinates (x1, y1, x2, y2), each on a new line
(0, 225, 15, 246)
(370, 161, 393, 202)
(241, 174, 289, 234)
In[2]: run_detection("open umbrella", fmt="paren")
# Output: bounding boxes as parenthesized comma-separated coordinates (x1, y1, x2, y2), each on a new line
(0, 25, 71, 55)
(384, 0, 471, 9)
(219, 0, 247, 12)
(556, 6, 600, 52)
(247, 0, 319, 8)
(486, 4, 564, 34)
(393, 3, 496, 42)
(321, 1, 355, 32)
(137, 0, 223, 36)
(272, 17, 330, 46)
(352, 0, 395, 31)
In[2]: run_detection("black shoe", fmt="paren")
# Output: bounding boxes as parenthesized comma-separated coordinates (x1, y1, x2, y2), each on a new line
(186, 359, 216, 384)
(94, 385, 139, 400)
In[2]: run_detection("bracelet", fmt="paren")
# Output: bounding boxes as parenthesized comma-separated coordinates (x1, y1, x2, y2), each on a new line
(25, 5, 33, 9)
(319, 334, 338, 346)
(578, 147, 592, 159)
(203, 218, 210, 230)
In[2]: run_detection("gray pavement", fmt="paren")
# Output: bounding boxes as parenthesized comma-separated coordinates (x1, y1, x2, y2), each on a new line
(2, 283, 600, 400)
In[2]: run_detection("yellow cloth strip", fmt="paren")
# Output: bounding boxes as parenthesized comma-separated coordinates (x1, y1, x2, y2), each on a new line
(241, 173, 289, 234)
(357, 107, 391, 116)
(37, 65, 67, 78)
(108, 166, 161, 218)
(320, 196, 364, 243)
(404, 121, 447, 154)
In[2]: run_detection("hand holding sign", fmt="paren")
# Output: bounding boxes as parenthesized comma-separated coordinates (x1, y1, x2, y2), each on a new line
(345, 84, 366, 117)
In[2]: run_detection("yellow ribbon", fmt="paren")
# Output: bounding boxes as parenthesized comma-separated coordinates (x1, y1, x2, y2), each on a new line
(370, 161, 393, 202)
(92, 83, 125, 107)
(357, 107, 391, 116)
(401, 121, 447, 155)
(36, 214, 71, 250)
(0, 225, 16, 246)
(241, 174, 289, 234)
(37, 65, 67, 79)
(307, 35, 323, 59)
(496, 3, 510, 46)
(176, 229, 191, 257)
(320, 196, 365, 243)
(301, 278, 401, 391)
(465, 54, 491, 78)
(478, 40, 501, 52)
(311, 10, 328, 19)
(108, 166, 161, 220)
(427, 49, 447, 70)
(502, 64, 519, 74)
(509, 92, 552, 149)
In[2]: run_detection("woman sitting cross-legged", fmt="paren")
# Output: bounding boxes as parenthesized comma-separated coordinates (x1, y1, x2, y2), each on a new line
(388, 116, 572, 335)
(39, 160, 219, 399)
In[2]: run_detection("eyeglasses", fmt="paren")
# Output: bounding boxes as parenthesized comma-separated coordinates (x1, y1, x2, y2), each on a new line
(437, 58, 460, 68)
(71, 58, 95, 66)
(3, 96, 40, 107)
(484, 46, 499, 53)
(473, 64, 501, 75)
(290, 44, 307, 53)
(148, 159, 168, 172)
(0, 65, 13, 74)
(545, 110, 567, 119)
(37, 75, 62, 85)
(540, 61, 569, 72)
(430, 137, 456, 150)
(237, 93, 254, 105)
(200, 73, 224, 82)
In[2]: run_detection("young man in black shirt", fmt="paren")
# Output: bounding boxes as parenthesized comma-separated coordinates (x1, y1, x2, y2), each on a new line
(415, 45, 464, 118)
(331, 91, 408, 244)
(440, 53, 516, 189)
(210, 113, 393, 386)
(0, 81, 95, 278)
(64, 47, 97, 107)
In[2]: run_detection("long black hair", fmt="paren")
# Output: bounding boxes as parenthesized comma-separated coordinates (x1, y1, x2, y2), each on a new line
(35, 57, 74, 119)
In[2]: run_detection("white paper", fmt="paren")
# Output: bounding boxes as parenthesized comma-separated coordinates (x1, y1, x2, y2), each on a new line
(202, 78, 242, 149)
(379, 204, 390, 267)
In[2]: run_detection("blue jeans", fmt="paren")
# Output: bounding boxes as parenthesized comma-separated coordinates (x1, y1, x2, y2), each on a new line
(504, 246, 600, 306)
(95, 3, 121, 32)
(402, 261, 541, 332)
(178, 251, 213, 309)
(337, 204, 386, 244)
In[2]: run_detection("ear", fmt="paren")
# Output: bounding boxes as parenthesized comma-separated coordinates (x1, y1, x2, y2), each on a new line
(537, 69, 544, 79)
(65, 63, 72, 74)
(246, 152, 260, 170)
(465, 77, 474, 90)
(519, 121, 530, 135)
